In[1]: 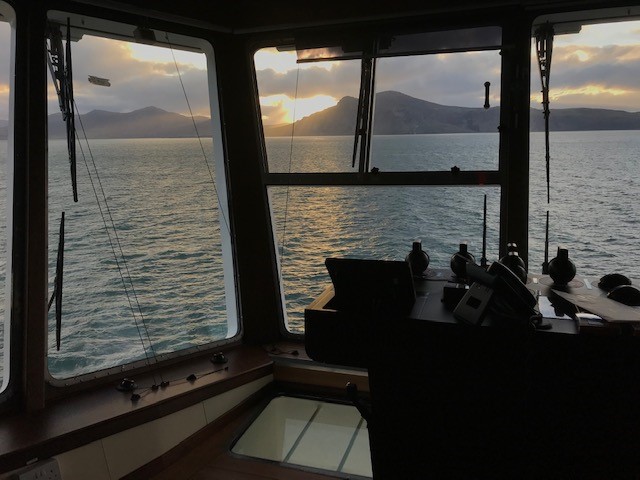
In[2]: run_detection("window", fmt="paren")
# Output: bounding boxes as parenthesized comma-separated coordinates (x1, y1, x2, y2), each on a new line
(46, 13, 236, 380)
(529, 17, 640, 280)
(269, 185, 499, 331)
(371, 50, 501, 172)
(0, 2, 14, 393)
(256, 47, 361, 172)
(256, 26, 503, 332)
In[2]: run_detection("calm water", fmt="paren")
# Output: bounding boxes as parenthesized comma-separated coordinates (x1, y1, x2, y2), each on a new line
(46, 138, 229, 379)
(0, 131, 639, 382)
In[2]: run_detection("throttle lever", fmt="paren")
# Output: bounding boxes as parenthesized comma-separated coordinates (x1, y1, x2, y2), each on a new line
(484, 81, 491, 109)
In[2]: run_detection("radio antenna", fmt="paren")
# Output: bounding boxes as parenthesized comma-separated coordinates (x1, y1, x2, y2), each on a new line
(536, 23, 554, 274)
(542, 210, 550, 274)
(536, 22, 554, 204)
(481, 194, 488, 268)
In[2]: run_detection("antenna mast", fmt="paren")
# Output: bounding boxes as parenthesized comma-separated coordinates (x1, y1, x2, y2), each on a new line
(535, 23, 554, 273)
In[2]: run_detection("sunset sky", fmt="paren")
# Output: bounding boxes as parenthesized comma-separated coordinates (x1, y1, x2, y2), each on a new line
(1, 19, 640, 123)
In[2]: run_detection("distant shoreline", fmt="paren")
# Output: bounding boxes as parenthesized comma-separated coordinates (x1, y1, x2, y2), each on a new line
(3, 130, 640, 142)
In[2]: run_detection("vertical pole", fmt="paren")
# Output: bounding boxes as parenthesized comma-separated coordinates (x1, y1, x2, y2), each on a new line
(499, 14, 533, 267)
(16, 0, 49, 412)
(215, 37, 283, 344)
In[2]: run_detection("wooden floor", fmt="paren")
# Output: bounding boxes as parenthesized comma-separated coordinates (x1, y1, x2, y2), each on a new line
(127, 391, 348, 480)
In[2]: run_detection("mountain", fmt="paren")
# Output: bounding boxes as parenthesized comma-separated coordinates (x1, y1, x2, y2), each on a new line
(46, 106, 213, 139)
(529, 107, 640, 131)
(264, 90, 640, 136)
(2, 93, 640, 141)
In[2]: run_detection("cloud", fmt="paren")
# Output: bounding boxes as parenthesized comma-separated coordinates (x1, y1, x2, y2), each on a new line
(375, 51, 501, 108)
(51, 35, 211, 118)
(4, 18, 640, 125)
(259, 100, 289, 125)
(253, 21, 640, 119)
(535, 43, 640, 111)
(0, 26, 211, 122)
(255, 48, 502, 117)
(256, 62, 361, 100)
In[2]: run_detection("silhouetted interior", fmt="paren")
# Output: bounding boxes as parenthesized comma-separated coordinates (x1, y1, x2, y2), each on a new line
(2, 0, 640, 479)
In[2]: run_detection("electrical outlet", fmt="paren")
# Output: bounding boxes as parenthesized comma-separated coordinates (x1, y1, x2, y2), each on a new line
(14, 458, 61, 480)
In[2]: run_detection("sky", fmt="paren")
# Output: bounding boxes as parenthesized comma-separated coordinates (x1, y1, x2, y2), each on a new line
(1, 19, 640, 123)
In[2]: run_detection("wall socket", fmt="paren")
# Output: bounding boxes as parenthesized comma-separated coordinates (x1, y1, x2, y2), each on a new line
(14, 458, 61, 480)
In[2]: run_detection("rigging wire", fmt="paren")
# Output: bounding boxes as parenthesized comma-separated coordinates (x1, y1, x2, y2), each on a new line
(164, 32, 231, 237)
(46, 20, 158, 376)
(52, 29, 238, 387)
(279, 66, 301, 263)
(74, 105, 163, 385)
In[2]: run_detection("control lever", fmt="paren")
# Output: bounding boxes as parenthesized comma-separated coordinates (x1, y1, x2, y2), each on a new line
(346, 382, 372, 422)
(484, 81, 491, 109)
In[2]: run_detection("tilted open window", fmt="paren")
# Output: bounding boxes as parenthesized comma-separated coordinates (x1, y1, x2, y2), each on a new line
(45, 12, 237, 381)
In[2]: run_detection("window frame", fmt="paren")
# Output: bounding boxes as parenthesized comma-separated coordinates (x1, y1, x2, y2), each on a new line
(528, 9, 640, 278)
(0, 1, 15, 400)
(253, 22, 516, 335)
(41, 10, 241, 388)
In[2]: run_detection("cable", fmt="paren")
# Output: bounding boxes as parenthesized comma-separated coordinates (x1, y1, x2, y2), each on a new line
(164, 32, 231, 237)
(279, 66, 300, 264)
(74, 105, 163, 385)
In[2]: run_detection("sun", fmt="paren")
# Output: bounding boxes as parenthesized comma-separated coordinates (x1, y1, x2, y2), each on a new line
(260, 94, 338, 124)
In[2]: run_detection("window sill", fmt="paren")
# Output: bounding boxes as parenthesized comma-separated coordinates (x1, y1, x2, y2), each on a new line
(0, 345, 273, 474)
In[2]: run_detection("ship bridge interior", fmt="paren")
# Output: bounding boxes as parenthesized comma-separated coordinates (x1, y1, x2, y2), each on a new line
(1, 0, 640, 479)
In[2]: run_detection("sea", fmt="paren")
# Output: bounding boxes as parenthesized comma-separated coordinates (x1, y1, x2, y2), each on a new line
(0, 130, 639, 383)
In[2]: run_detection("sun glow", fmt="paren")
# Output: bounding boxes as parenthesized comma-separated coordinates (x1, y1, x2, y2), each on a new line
(530, 84, 633, 107)
(254, 48, 337, 73)
(550, 85, 630, 100)
(573, 49, 591, 62)
(260, 94, 338, 124)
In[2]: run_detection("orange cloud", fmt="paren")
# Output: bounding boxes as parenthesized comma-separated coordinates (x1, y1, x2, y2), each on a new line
(550, 85, 631, 100)
(531, 84, 640, 111)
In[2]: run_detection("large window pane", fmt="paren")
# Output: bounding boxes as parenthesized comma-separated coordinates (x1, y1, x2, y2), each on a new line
(47, 25, 235, 379)
(259, 34, 504, 333)
(529, 20, 640, 280)
(269, 181, 500, 332)
(371, 132, 499, 172)
(371, 50, 501, 172)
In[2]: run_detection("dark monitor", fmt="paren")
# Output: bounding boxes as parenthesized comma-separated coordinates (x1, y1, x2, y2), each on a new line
(325, 257, 416, 315)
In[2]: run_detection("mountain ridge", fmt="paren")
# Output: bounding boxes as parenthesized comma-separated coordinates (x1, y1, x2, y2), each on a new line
(45, 106, 213, 139)
(1, 91, 640, 140)
(264, 90, 640, 136)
